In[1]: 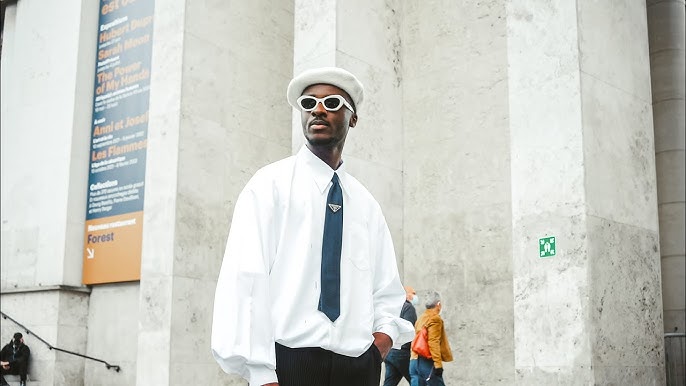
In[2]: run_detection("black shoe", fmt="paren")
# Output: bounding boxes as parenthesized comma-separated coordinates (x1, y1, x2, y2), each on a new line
(20, 381, 26, 386)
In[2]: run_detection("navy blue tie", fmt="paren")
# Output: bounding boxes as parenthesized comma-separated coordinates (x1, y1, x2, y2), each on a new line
(319, 173, 343, 322)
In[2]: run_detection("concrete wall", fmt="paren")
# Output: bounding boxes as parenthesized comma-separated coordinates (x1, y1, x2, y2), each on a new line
(507, 1, 590, 383)
(509, 1, 664, 384)
(1, 1, 678, 385)
(292, 0, 406, 270)
(1, 0, 98, 384)
(1, 288, 90, 385)
(135, 1, 294, 385)
(402, 1, 514, 384)
(84, 283, 139, 386)
(1, 0, 95, 288)
(578, 2, 664, 383)
(647, 0, 686, 334)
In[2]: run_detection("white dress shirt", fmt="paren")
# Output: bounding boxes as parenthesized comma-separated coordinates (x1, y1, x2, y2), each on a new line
(211, 145, 414, 386)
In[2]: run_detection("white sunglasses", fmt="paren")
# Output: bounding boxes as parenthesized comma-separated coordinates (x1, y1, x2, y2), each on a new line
(296, 95, 355, 113)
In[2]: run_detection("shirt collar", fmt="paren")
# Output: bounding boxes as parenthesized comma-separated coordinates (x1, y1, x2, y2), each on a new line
(297, 145, 348, 195)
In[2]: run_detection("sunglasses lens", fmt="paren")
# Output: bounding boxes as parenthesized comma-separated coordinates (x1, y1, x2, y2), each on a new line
(323, 97, 342, 110)
(299, 97, 317, 110)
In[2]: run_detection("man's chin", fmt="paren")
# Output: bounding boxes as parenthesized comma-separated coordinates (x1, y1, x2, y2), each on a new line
(306, 136, 336, 148)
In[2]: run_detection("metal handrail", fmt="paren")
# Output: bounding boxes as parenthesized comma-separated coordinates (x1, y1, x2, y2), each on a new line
(0, 310, 121, 372)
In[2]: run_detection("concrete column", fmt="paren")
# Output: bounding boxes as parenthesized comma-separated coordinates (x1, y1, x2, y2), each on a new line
(1, 0, 98, 384)
(84, 283, 139, 385)
(135, 1, 293, 385)
(508, 1, 664, 384)
(292, 0, 405, 268)
(647, 0, 686, 334)
(0, 0, 95, 288)
(401, 1, 514, 384)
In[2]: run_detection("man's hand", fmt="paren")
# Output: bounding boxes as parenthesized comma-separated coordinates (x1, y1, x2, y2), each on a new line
(372, 332, 393, 360)
(262, 383, 278, 386)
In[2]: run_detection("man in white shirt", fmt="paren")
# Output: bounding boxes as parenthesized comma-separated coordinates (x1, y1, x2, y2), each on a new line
(211, 67, 414, 386)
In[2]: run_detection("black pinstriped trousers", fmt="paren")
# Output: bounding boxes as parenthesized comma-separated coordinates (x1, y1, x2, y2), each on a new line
(275, 343, 382, 386)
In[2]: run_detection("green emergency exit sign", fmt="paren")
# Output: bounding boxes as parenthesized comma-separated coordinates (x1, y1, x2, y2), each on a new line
(539, 236, 556, 258)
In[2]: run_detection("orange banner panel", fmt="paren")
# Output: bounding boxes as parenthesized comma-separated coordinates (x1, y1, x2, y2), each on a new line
(82, 211, 143, 284)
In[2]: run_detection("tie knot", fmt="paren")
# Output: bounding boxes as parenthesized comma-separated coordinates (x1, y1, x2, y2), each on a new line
(331, 173, 340, 185)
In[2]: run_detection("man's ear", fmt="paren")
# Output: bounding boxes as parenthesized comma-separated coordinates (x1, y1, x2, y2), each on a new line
(349, 113, 358, 128)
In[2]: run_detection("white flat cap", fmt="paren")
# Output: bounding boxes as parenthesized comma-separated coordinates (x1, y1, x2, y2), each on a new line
(287, 67, 364, 112)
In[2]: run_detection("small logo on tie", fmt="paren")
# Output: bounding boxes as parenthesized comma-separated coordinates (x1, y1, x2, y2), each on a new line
(328, 203, 341, 213)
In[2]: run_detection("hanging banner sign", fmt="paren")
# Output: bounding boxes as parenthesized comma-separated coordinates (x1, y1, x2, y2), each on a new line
(83, 0, 155, 285)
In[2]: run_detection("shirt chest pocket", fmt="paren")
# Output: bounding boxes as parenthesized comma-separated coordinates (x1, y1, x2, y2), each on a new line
(345, 221, 372, 271)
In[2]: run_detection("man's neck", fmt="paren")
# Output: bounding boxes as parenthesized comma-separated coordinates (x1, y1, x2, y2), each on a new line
(306, 144, 343, 170)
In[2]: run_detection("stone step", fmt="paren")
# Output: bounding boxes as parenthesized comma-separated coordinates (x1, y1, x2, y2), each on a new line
(2, 382, 40, 386)
(3, 383, 40, 386)
(2, 374, 40, 386)
(3, 382, 40, 386)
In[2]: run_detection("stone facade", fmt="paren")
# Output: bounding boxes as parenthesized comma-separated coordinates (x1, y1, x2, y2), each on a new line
(1, 1, 682, 385)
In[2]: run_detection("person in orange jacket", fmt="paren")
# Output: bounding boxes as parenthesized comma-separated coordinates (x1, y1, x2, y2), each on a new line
(409, 291, 453, 386)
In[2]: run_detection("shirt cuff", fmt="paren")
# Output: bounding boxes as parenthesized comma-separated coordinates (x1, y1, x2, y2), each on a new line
(247, 364, 278, 386)
(375, 323, 399, 347)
